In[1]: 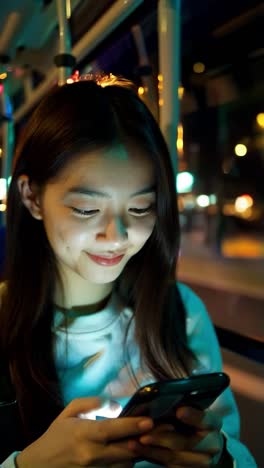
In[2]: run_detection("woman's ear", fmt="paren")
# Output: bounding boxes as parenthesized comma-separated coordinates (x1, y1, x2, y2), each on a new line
(17, 175, 43, 220)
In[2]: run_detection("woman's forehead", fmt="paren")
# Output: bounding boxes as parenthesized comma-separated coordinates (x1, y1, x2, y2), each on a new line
(51, 146, 156, 191)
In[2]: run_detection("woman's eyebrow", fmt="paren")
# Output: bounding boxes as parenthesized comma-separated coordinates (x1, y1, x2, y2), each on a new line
(66, 185, 156, 198)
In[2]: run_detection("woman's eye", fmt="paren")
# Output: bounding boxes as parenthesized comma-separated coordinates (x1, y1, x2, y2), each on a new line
(71, 207, 99, 217)
(129, 205, 154, 216)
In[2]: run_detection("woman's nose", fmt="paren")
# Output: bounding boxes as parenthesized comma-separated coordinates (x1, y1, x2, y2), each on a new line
(96, 216, 128, 242)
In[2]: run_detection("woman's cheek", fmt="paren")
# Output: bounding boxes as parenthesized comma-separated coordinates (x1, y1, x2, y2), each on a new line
(54, 223, 92, 251)
(132, 217, 156, 238)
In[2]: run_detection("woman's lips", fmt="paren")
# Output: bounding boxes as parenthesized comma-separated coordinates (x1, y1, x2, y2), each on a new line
(87, 253, 125, 266)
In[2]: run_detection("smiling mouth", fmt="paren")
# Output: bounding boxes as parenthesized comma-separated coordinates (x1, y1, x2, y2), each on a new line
(87, 253, 125, 266)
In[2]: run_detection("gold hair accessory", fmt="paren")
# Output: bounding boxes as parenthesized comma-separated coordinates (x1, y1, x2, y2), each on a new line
(66, 70, 135, 90)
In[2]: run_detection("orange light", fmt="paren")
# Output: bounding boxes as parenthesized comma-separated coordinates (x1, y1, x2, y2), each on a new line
(256, 113, 264, 129)
(193, 62, 205, 74)
(177, 123, 184, 155)
(235, 195, 253, 213)
(178, 85, 184, 99)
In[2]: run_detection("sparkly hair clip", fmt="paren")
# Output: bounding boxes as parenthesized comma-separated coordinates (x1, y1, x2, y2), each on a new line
(66, 71, 136, 90)
(66, 70, 80, 83)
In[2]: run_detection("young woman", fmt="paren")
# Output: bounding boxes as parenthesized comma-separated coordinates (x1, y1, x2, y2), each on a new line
(0, 75, 256, 467)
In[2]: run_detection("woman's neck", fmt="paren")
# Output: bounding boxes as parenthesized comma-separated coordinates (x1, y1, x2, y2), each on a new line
(54, 265, 114, 310)
(55, 292, 112, 315)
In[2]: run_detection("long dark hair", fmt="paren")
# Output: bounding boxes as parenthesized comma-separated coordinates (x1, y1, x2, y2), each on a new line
(0, 76, 196, 443)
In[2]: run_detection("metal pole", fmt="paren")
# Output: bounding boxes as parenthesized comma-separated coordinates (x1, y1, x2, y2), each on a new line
(72, 0, 144, 63)
(0, 76, 15, 225)
(55, 0, 74, 86)
(158, 0, 181, 175)
(131, 24, 158, 120)
(23, 68, 33, 100)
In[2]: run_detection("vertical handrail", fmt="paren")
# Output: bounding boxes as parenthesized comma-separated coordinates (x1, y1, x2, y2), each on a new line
(0, 76, 14, 225)
(131, 24, 158, 120)
(55, 0, 75, 86)
(158, 0, 181, 176)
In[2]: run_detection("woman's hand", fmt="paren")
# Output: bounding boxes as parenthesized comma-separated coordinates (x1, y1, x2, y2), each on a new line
(129, 406, 225, 467)
(16, 397, 153, 468)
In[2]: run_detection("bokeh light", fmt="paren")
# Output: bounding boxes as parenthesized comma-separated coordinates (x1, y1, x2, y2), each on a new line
(197, 194, 210, 207)
(176, 172, 194, 193)
(193, 62, 205, 74)
(0, 179, 7, 200)
(256, 113, 264, 129)
(235, 194, 253, 213)
(234, 144, 247, 157)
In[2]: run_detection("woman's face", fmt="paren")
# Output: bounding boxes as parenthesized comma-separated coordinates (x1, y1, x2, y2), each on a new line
(39, 145, 157, 284)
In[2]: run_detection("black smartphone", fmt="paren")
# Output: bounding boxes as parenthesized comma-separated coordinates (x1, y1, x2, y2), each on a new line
(119, 372, 230, 431)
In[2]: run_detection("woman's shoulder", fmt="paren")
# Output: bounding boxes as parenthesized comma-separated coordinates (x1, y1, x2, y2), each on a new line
(176, 281, 214, 334)
(176, 282, 222, 371)
(176, 282, 207, 314)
